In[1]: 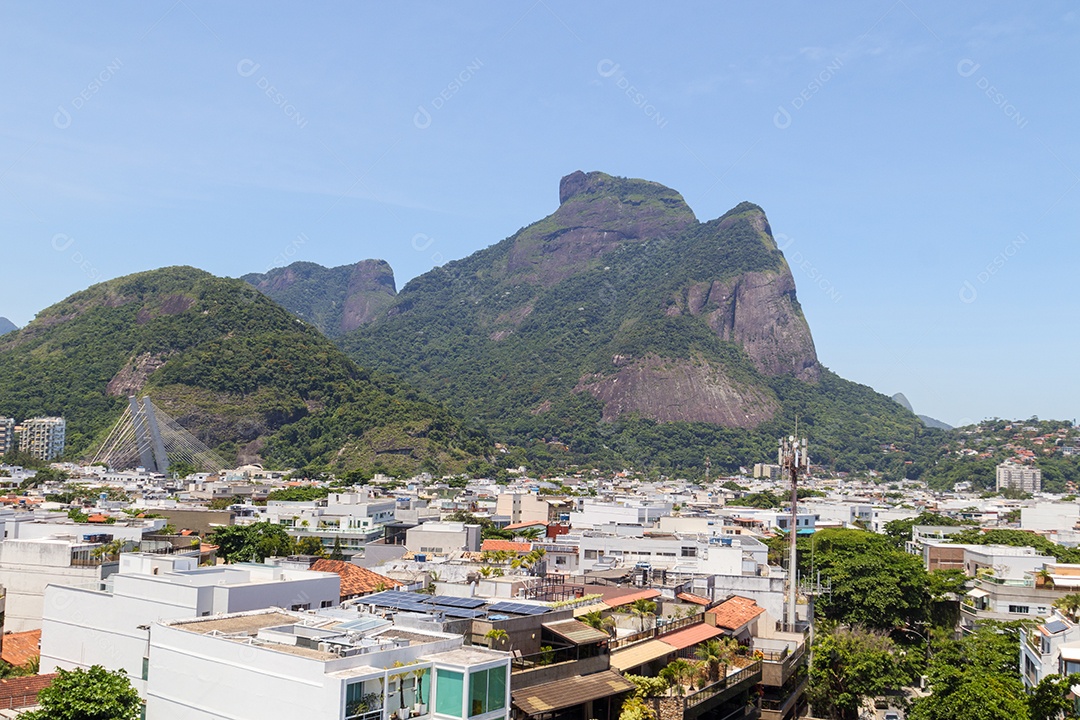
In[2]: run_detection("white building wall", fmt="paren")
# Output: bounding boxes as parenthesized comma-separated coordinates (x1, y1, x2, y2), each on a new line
(1022, 503, 1080, 532)
(0, 539, 106, 631)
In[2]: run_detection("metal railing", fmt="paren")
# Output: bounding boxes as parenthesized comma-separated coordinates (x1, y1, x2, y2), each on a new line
(683, 660, 762, 710)
(510, 644, 579, 672)
(609, 613, 705, 650)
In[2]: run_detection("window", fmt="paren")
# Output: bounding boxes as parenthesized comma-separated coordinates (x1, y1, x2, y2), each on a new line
(321, 600, 334, 608)
(584, 550, 598, 560)
(468, 666, 506, 717)
(1009, 605, 1030, 614)
(681, 547, 696, 557)
(435, 670, 463, 718)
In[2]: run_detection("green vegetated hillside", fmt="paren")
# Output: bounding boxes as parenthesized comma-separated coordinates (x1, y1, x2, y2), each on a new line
(241, 259, 396, 338)
(0, 267, 486, 475)
(336, 171, 930, 476)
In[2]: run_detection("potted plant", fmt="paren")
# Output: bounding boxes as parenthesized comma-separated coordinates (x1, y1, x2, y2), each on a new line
(412, 667, 428, 715)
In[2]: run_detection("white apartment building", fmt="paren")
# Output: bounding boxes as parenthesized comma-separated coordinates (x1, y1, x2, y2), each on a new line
(249, 492, 398, 560)
(405, 522, 482, 556)
(0, 417, 14, 456)
(997, 461, 1042, 493)
(40, 553, 340, 695)
(146, 608, 511, 720)
(1020, 611, 1080, 689)
(570, 531, 769, 575)
(567, 499, 672, 529)
(18, 416, 66, 461)
(494, 493, 552, 525)
(0, 536, 121, 631)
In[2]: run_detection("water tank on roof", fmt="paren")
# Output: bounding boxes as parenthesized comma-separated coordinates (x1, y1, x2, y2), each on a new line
(415, 553, 426, 562)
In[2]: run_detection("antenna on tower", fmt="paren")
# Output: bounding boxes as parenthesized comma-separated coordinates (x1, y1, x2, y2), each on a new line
(779, 418, 810, 632)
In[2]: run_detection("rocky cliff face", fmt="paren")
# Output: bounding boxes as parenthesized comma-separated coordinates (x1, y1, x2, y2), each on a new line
(504, 171, 696, 287)
(343, 170, 823, 430)
(243, 260, 396, 336)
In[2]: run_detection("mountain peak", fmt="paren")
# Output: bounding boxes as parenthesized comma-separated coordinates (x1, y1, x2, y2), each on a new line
(557, 170, 689, 211)
(0, 317, 17, 336)
(243, 260, 396, 336)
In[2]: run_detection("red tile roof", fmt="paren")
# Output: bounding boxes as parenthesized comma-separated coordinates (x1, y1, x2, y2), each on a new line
(481, 540, 532, 553)
(311, 559, 401, 600)
(658, 623, 726, 650)
(0, 674, 56, 710)
(1, 631, 40, 668)
(676, 592, 711, 606)
(604, 589, 662, 608)
(707, 596, 765, 631)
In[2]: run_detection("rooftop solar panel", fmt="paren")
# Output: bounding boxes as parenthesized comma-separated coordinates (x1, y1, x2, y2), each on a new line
(487, 602, 551, 616)
(438, 607, 487, 619)
(428, 595, 486, 609)
(1045, 620, 1069, 634)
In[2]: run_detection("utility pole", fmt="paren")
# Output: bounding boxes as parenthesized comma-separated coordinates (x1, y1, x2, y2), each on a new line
(779, 422, 809, 632)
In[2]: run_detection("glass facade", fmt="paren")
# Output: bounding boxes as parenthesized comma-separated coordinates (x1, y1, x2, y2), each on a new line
(435, 670, 464, 718)
(468, 666, 506, 717)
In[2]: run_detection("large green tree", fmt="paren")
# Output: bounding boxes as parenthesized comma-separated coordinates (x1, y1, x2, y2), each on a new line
(22, 665, 141, 720)
(810, 529, 929, 629)
(208, 521, 296, 563)
(807, 627, 913, 720)
(909, 621, 1030, 720)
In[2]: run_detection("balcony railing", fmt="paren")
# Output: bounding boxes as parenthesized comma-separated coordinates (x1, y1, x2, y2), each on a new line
(683, 661, 762, 711)
(609, 613, 705, 650)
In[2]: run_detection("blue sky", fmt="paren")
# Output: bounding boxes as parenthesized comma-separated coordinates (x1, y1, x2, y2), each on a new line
(1, 2, 1077, 428)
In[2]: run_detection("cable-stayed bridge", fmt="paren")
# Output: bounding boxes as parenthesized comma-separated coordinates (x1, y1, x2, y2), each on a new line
(90, 396, 226, 474)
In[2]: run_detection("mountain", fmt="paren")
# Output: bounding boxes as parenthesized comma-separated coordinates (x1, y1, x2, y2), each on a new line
(892, 392, 953, 430)
(241, 259, 396, 337)
(0, 267, 486, 475)
(339, 171, 931, 475)
(0, 317, 16, 336)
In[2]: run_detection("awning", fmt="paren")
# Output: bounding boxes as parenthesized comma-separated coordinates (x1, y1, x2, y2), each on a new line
(658, 623, 726, 650)
(967, 588, 989, 599)
(543, 619, 610, 645)
(512, 670, 634, 717)
(1060, 645, 1080, 662)
(610, 639, 674, 671)
(1050, 575, 1080, 589)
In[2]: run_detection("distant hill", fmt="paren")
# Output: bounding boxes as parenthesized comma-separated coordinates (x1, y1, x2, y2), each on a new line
(0, 267, 486, 475)
(0, 317, 17, 336)
(335, 171, 932, 476)
(892, 393, 953, 430)
(242, 260, 396, 337)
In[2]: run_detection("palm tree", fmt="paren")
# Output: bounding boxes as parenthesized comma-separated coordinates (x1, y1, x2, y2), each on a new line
(694, 639, 724, 683)
(581, 610, 617, 637)
(518, 528, 543, 541)
(479, 565, 495, 578)
(1036, 567, 1055, 588)
(629, 598, 657, 633)
(1054, 593, 1080, 620)
(484, 628, 509, 649)
(660, 659, 694, 697)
